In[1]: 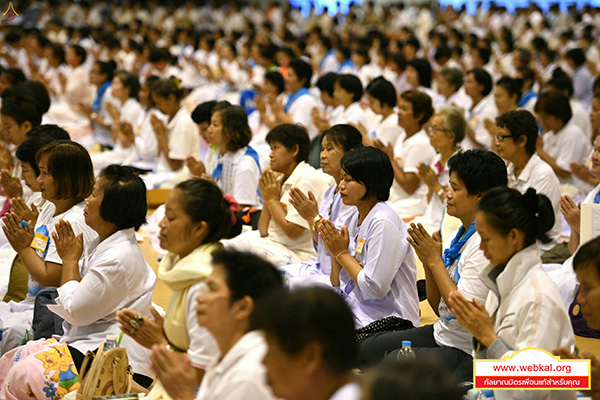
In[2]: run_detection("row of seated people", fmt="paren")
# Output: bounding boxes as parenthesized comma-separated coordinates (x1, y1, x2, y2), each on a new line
(0, 113, 598, 398)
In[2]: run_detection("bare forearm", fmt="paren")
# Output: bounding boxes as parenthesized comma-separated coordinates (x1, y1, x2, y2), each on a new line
(60, 260, 82, 285)
(569, 230, 580, 255)
(330, 259, 341, 287)
(18, 248, 61, 287)
(258, 206, 270, 237)
(428, 259, 458, 306)
(336, 252, 362, 284)
(424, 265, 441, 314)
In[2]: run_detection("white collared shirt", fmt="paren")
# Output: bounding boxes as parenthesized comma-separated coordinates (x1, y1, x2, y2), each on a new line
(158, 106, 201, 172)
(463, 94, 497, 150)
(196, 331, 275, 400)
(507, 154, 562, 249)
(213, 146, 261, 208)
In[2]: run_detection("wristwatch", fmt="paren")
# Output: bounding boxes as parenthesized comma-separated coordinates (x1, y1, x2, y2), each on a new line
(312, 214, 323, 231)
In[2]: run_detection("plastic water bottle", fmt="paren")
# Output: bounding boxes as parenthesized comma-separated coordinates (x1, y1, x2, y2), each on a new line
(104, 334, 118, 350)
(396, 340, 416, 361)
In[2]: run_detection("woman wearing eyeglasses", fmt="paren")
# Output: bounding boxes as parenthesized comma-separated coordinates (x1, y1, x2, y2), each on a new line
(493, 110, 562, 253)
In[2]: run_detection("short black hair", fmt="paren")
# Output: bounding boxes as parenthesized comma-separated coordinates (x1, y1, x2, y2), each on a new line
(341, 146, 393, 201)
(495, 110, 538, 156)
(336, 74, 363, 103)
(211, 249, 283, 321)
(115, 70, 140, 99)
(322, 124, 363, 153)
(407, 58, 432, 88)
(266, 124, 310, 163)
(467, 68, 493, 96)
(366, 77, 397, 108)
(151, 77, 185, 101)
(573, 236, 600, 277)
(478, 187, 554, 246)
(400, 90, 434, 126)
(476, 46, 491, 65)
(254, 287, 357, 375)
(0, 93, 42, 128)
(70, 44, 87, 65)
(545, 75, 574, 98)
(26, 124, 70, 141)
(264, 71, 284, 94)
(175, 179, 233, 243)
(16, 133, 64, 176)
(0, 68, 26, 88)
(220, 105, 252, 151)
(316, 72, 337, 97)
(496, 76, 522, 103)
(3, 81, 50, 115)
(566, 48, 586, 68)
(289, 58, 312, 88)
(94, 60, 117, 82)
(98, 165, 147, 230)
(447, 149, 508, 196)
(534, 91, 572, 124)
(191, 101, 217, 125)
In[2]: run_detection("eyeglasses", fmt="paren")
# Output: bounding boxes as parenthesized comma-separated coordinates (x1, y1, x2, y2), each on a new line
(494, 134, 513, 142)
(428, 126, 449, 133)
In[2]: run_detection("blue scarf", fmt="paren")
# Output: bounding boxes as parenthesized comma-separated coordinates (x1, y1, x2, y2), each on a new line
(594, 191, 600, 204)
(442, 221, 476, 284)
(284, 87, 310, 113)
(212, 146, 263, 203)
(518, 89, 537, 108)
(337, 59, 356, 72)
(92, 81, 111, 113)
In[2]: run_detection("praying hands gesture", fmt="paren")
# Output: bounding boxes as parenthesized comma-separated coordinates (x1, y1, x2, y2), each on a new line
(2, 212, 34, 252)
(318, 219, 349, 259)
(117, 307, 166, 349)
(407, 222, 442, 267)
(448, 291, 498, 348)
(416, 162, 439, 190)
(185, 156, 206, 179)
(560, 195, 580, 233)
(150, 345, 196, 400)
(1, 170, 23, 199)
(52, 219, 83, 264)
(259, 170, 281, 202)
(0, 146, 14, 176)
(288, 187, 319, 223)
(553, 347, 600, 399)
(372, 139, 394, 161)
(11, 198, 39, 227)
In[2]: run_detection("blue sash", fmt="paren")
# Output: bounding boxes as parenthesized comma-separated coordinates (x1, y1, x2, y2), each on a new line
(442, 221, 476, 284)
(92, 81, 111, 113)
(284, 87, 310, 113)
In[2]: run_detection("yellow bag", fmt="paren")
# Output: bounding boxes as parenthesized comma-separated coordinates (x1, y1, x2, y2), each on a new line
(75, 342, 133, 400)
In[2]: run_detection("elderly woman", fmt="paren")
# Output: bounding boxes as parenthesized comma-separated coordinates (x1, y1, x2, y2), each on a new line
(0, 165, 156, 396)
(117, 179, 234, 397)
(417, 106, 465, 229)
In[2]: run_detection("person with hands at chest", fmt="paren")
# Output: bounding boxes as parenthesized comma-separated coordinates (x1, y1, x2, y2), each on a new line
(282, 124, 363, 287)
(225, 124, 330, 266)
(0, 165, 156, 396)
(318, 146, 419, 328)
(357, 149, 507, 381)
(0, 141, 97, 355)
(147, 249, 283, 400)
(448, 188, 575, 400)
(117, 179, 235, 398)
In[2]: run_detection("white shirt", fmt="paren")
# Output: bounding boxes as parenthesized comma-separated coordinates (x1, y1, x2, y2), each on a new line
(434, 230, 490, 354)
(389, 129, 436, 204)
(329, 382, 361, 400)
(570, 99, 592, 141)
(440, 90, 472, 116)
(542, 121, 592, 189)
(286, 91, 321, 141)
(507, 154, 562, 249)
(186, 281, 221, 368)
(196, 331, 275, 400)
(464, 94, 497, 150)
(476, 244, 575, 400)
(158, 106, 201, 172)
(331, 102, 368, 130)
(123, 109, 169, 171)
(269, 162, 330, 260)
(368, 113, 405, 146)
(213, 146, 261, 208)
(49, 228, 156, 377)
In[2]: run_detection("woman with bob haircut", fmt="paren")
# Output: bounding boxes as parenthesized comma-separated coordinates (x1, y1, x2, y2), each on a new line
(0, 165, 157, 395)
(190, 103, 262, 210)
(283, 124, 363, 287)
(257, 286, 361, 400)
(0, 140, 97, 354)
(315, 74, 368, 134)
(225, 124, 330, 265)
(364, 77, 404, 146)
(375, 90, 436, 218)
(493, 110, 562, 253)
(117, 179, 235, 397)
(318, 146, 419, 328)
(448, 187, 575, 400)
(150, 77, 201, 172)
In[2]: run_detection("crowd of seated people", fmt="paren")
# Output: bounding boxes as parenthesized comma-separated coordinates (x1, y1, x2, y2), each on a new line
(0, 1, 598, 399)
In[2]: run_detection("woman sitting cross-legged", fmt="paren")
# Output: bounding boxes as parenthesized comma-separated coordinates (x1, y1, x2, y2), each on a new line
(116, 179, 236, 398)
(224, 124, 330, 265)
(0, 165, 157, 396)
(281, 124, 363, 287)
(448, 188, 575, 400)
(317, 146, 420, 328)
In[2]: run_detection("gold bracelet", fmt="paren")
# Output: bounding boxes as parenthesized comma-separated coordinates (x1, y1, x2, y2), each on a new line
(335, 250, 349, 262)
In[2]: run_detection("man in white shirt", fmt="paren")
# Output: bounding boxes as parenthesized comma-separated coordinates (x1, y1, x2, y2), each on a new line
(258, 287, 362, 400)
(148, 249, 284, 400)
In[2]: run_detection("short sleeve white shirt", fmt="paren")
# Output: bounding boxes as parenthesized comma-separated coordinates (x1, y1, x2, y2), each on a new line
(158, 106, 201, 172)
